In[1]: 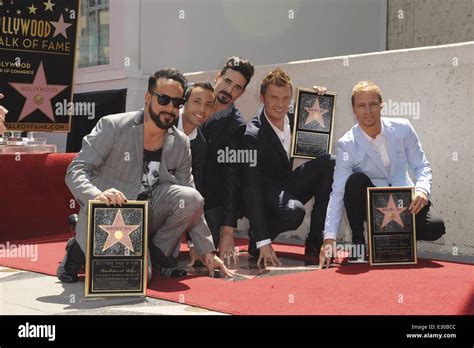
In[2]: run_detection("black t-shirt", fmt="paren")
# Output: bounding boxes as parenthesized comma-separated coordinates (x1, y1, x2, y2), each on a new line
(137, 148, 162, 199)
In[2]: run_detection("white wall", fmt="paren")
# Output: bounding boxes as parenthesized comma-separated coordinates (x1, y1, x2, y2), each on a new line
(181, 42, 474, 257)
(68, 0, 388, 114)
(139, 0, 387, 75)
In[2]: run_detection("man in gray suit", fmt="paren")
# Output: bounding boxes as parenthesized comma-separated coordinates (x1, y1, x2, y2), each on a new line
(57, 69, 233, 282)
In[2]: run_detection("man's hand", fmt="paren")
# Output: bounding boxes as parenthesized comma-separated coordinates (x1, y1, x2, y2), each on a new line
(319, 239, 336, 269)
(94, 188, 127, 206)
(257, 244, 282, 268)
(0, 93, 8, 134)
(312, 85, 327, 95)
(218, 226, 238, 266)
(203, 252, 235, 278)
(187, 246, 202, 267)
(409, 191, 428, 215)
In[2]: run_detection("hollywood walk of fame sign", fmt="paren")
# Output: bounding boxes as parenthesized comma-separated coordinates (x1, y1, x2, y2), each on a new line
(0, 0, 79, 132)
(290, 88, 337, 159)
(85, 201, 149, 297)
(367, 187, 417, 265)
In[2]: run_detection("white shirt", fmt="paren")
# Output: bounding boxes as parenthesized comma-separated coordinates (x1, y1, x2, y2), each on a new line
(178, 109, 197, 141)
(256, 109, 292, 249)
(361, 123, 391, 170)
(360, 122, 427, 198)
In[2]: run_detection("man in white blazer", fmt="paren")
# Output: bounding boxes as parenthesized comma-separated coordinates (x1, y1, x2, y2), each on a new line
(320, 81, 445, 267)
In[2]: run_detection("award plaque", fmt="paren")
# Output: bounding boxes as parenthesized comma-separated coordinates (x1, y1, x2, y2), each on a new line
(85, 200, 148, 297)
(290, 88, 336, 159)
(367, 187, 417, 266)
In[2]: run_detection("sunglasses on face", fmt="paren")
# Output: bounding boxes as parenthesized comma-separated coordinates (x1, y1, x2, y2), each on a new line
(152, 92, 185, 109)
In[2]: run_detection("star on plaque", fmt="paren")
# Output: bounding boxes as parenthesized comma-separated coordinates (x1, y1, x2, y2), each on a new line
(99, 209, 140, 252)
(9, 61, 68, 122)
(43, 0, 55, 12)
(377, 194, 407, 228)
(304, 97, 329, 128)
(50, 14, 72, 39)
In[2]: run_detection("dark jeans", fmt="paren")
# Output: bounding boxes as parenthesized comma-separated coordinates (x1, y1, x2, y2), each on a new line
(344, 172, 446, 244)
(261, 154, 335, 248)
(203, 206, 225, 248)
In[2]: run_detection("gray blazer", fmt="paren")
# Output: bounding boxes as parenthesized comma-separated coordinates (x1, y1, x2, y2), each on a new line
(66, 110, 198, 252)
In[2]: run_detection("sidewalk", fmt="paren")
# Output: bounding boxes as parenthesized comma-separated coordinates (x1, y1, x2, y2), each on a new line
(0, 266, 226, 315)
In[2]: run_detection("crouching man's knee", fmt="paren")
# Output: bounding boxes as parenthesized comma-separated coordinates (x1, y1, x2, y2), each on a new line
(284, 200, 306, 231)
(345, 172, 371, 191)
(175, 186, 204, 213)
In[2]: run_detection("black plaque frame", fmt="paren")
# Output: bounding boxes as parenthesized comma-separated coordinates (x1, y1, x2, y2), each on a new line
(290, 88, 336, 159)
(85, 200, 148, 297)
(367, 187, 417, 266)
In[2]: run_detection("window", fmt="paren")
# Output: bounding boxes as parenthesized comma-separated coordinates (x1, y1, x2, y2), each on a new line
(77, 0, 110, 68)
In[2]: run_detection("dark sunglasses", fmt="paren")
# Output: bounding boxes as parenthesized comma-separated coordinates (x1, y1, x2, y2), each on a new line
(152, 92, 185, 109)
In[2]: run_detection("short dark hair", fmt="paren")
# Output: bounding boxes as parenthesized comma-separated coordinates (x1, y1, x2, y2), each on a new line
(219, 56, 255, 88)
(184, 82, 214, 101)
(148, 69, 187, 95)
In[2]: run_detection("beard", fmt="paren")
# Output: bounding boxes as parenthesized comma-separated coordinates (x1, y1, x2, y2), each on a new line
(148, 104, 176, 129)
(216, 91, 232, 105)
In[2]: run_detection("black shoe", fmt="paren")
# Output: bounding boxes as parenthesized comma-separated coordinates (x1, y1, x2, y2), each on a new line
(191, 260, 205, 268)
(57, 237, 85, 283)
(347, 244, 368, 263)
(149, 243, 187, 278)
(304, 237, 323, 257)
(57, 271, 78, 283)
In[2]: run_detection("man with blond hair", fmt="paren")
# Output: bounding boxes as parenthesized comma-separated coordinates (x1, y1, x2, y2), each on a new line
(242, 67, 335, 266)
(320, 81, 445, 267)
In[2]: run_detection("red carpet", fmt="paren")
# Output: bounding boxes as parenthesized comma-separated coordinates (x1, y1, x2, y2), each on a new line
(0, 235, 472, 315)
(0, 153, 79, 242)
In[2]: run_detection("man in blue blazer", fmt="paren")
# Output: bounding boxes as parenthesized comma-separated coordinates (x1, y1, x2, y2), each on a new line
(320, 81, 445, 266)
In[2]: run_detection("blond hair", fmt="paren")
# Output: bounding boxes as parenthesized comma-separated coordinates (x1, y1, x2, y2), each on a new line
(351, 81, 382, 106)
(260, 67, 293, 96)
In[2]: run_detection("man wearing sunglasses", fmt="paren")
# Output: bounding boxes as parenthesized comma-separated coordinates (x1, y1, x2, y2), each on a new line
(57, 69, 233, 283)
(201, 56, 255, 265)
